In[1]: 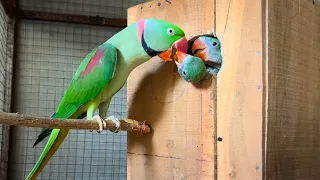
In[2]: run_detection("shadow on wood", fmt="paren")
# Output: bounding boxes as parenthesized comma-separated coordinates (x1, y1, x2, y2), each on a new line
(127, 61, 182, 178)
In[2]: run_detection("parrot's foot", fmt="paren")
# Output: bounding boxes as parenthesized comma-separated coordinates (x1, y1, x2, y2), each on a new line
(137, 121, 147, 136)
(93, 115, 106, 133)
(107, 116, 121, 133)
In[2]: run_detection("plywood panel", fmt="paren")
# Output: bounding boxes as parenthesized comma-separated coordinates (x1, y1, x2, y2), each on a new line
(126, 0, 216, 179)
(215, 0, 264, 179)
(266, 1, 320, 179)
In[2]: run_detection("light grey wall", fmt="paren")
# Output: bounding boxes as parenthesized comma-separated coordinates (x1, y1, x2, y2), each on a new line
(9, 20, 128, 180)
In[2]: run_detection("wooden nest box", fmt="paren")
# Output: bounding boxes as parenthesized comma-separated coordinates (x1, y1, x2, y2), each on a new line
(126, 0, 320, 180)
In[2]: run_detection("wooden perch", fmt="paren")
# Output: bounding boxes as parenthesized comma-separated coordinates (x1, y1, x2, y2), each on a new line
(0, 113, 150, 134)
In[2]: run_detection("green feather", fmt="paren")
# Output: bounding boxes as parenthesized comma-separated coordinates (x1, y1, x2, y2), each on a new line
(26, 129, 60, 180)
(26, 43, 118, 180)
(55, 43, 118, 118)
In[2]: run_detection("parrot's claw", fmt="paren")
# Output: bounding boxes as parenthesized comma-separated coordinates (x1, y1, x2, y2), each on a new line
(92, 115, 106, 133)
(107, 116, 121, 133)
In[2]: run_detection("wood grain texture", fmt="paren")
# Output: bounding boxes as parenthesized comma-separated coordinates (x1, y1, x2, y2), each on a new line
(215, 0, 263, 179)
(266, 1, 320, 179)
(126, 0, 216, 179)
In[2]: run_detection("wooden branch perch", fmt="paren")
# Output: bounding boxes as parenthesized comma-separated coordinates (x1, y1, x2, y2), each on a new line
(0, 113, 150, 134)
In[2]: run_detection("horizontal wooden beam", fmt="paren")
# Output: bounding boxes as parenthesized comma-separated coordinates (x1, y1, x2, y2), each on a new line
(0, 113, 150, 134)
(16, 10, 127, 28)
(0, 0, 16, 18)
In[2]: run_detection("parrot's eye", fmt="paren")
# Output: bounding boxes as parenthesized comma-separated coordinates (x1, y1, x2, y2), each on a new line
(167, 28, 175, 36)
(213, 42, 218, 46)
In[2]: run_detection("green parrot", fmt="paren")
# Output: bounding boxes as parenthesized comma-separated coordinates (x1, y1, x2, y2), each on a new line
(26, 18, 188, 180)
(188, 35, 223, 75)
(172, 51, 207, 83)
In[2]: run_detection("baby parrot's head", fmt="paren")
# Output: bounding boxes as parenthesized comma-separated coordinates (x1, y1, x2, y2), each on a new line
(187, 35, 223, 76)
(173, 51, 207, 83)
(136, 18, 188, 60)
(191, 36, 222, 66)
(189, 36, 222, 67)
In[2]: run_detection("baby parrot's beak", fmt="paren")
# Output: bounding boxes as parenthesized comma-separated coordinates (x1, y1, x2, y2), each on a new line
(158, 37, 188, 61)
(191, 38, 207, 61)
(172, 51, 188, 65)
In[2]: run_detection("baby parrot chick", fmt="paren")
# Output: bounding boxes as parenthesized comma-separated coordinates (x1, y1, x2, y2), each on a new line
(189, 35, 222, 76)
(173, 50, 207, 83)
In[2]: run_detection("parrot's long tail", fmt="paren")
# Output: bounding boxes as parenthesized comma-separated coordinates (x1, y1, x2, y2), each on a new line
(25, 128, 69, 180)
(33, 112, 86, 147)
(33, 128, 53, 147)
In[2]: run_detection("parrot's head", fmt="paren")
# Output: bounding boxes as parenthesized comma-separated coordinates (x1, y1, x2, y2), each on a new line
(174, 51, 207, 83)
(189, 36, 222, 67)
(136, 18, 188, 61)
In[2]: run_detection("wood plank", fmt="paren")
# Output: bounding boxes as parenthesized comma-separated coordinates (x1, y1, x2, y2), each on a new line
(266, 1, 320, 179)
(126, 0, 216, 179)
(16, 10, 127, 28)
(215, 0, 264, 179)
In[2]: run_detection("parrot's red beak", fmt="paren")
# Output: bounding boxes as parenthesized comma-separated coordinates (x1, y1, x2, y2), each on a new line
(158, 37, 188, 61)
(191, 39, 207, 61)
(174, 37, 188, 54)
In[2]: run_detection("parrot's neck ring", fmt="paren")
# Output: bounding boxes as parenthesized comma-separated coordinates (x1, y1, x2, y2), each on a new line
(141, 31, 163, 57)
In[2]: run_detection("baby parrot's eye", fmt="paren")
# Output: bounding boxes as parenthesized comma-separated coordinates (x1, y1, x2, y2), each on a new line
(167, 28, 175, 36)
(213, 42, 218, 46)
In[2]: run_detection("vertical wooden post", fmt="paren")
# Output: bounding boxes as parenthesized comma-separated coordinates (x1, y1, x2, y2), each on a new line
(215, 0, 264, 179)
(265, 1, 320, 179)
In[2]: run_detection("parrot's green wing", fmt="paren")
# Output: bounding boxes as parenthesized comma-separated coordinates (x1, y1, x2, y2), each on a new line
(33, 42, 118, 147)
(54, 43, 117, 118)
